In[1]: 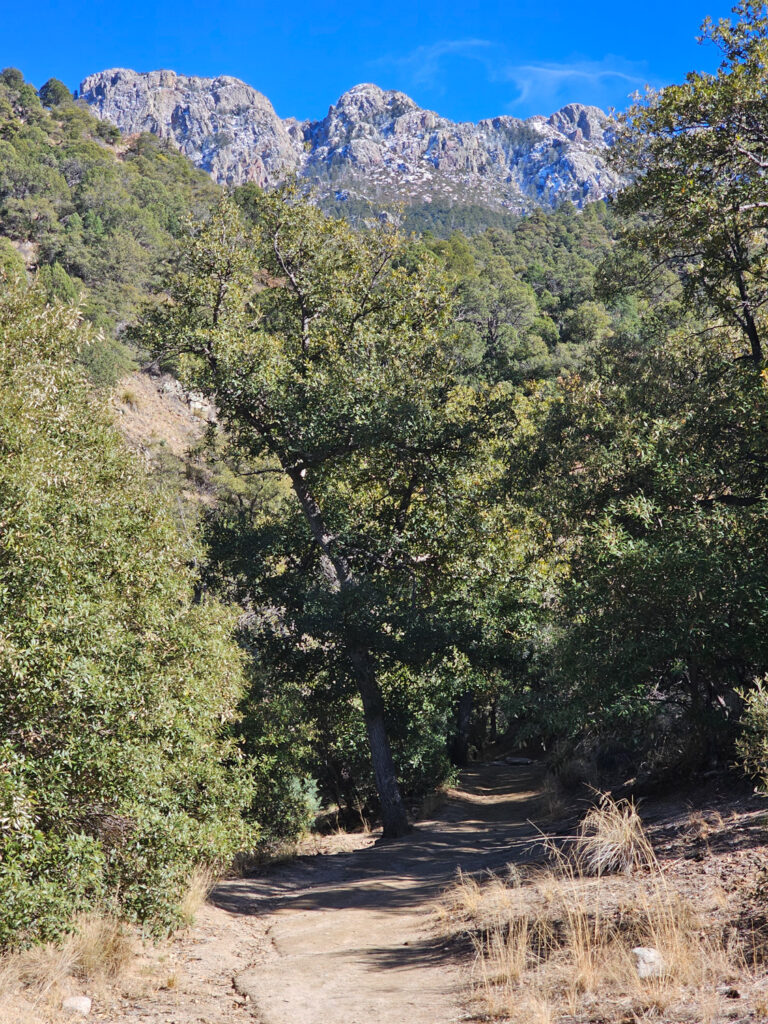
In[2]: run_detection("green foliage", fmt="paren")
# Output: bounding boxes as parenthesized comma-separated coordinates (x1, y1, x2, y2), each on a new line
(612, 0, 768, 365)
(135, 189, 502, 832)
(238, 656, 459, 823)
(76, 333, 136, 388)
(737, 678, 768, 786)
(3, 4, 767, 920)
(36, 261, 80, 303)
(397, 201, 521, 238)
(426, 201, 619, 382)
(0, 69, 218, 384)
(1, 68, 24, 89)
(0, 237, 25, 281)
(38, 78, 72, 108)
(516, 312, 768, 746)
(0, 277, 258, 947)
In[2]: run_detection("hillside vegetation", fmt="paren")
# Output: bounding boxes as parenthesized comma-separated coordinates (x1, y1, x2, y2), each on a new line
(0, 277, 256, 946)
(0, 68, 217, 383)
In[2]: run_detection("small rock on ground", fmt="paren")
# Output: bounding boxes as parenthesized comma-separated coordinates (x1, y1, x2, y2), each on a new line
(62, 994, 92, 1015)
(632, 946, 665, 979)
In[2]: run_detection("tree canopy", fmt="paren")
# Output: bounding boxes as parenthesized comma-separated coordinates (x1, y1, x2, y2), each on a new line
(135, 187, 501, 836)
(612, 0, 768, 365)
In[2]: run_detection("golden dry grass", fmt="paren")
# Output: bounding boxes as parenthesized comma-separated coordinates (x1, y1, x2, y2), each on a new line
(574, 792, 654, 876)
(68, 914, 134, 980)
(178, 865, 218, 927)
(441, 795, 748, 1024)
(0, 914, 136, 1023)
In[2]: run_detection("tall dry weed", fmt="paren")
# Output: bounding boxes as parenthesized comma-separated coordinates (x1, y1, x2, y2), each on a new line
(179, 865, 217, 927)
(446, 793, 745, 1023)
(0, 914, 135, 1021)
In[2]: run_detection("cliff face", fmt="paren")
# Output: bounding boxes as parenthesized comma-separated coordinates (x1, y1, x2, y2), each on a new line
(79, 69, 302, 187)
(79, 70, 622, 213)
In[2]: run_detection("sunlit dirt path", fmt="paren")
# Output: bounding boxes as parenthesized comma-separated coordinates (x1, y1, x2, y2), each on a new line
(91, 762, 544, 1024)
(219, 761, 543, 1024)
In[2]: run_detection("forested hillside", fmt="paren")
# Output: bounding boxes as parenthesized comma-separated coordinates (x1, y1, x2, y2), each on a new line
(0, 68, 217, 383)
(0, 0, 767, 965)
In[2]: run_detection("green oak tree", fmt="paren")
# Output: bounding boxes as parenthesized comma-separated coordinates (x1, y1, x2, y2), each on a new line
(135, 188, 491, 837)
(612, 1, 768, 365)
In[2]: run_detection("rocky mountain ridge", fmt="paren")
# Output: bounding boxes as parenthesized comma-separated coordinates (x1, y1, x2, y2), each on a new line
(79, 68, 623, 215)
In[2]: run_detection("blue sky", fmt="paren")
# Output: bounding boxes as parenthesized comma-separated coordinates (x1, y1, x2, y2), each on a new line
(1, 0, 736, 122)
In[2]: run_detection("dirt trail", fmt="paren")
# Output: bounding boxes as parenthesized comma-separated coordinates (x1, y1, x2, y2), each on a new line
(91, 761, 544, 1024)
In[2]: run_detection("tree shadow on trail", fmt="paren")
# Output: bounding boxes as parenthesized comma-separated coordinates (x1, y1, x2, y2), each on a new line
(210, 762, 548, 921)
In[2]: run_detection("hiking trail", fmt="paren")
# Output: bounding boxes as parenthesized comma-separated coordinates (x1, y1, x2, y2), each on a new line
(97, 761, 544, 1024)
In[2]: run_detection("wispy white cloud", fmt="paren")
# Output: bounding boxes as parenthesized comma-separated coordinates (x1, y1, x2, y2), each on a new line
(373, 38, 495, 91)
(374, 42, 651, 114)
(498, 56, 649, 110)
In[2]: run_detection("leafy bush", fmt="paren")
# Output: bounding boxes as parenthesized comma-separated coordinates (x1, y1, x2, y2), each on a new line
(0, 237, 24, 280)
(737, 679, 768, 788)
(0, 277, 258, 947)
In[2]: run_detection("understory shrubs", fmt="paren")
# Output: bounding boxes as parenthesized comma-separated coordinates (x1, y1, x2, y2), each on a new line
(0, 278, 257, 947)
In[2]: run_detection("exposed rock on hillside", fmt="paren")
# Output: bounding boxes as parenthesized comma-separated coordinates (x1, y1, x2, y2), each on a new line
(80, 70, 622, 214)
(79, 69, 301, 187)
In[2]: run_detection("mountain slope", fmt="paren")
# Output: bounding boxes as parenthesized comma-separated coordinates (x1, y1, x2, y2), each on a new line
(79, 69, 622, 215)
(0, 68, 218, 383)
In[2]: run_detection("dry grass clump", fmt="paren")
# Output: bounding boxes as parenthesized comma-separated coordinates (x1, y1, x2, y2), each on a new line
(0, 914, 135, 1021)
(67, 914, 134, 980)
(443, 795, 745, 1024)
(178, 864, 217, 927)
(574, 793, 655, 876)
(118, 388, 140, 410)
(685, 808, 725, 843)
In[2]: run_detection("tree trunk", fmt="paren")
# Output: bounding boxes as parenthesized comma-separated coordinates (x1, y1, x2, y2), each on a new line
(449, 690, 473, 767)
(743, 310, 763, 367)
(348, 646, 411, 838)
(284, 466, 411, 838)
(734, 270, 763, 365)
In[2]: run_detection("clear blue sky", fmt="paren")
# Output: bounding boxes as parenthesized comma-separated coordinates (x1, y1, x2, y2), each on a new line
(0, 0, 736, 122)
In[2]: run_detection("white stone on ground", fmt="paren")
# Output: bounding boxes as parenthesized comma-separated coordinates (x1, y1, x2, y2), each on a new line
(62, 994, 92, 1016)
(632, 946, 665, 979)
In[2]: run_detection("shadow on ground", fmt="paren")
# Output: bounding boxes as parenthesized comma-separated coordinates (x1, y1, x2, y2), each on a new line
(210, 762, 547, 923)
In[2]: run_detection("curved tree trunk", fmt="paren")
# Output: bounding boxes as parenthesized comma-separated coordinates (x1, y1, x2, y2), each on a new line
(734, 267, 763, 366)
(348, 646, 411, 838)
(285, 466, 411, 838)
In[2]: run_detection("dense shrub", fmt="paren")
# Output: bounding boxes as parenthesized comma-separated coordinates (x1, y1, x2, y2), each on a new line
(737, 680, 768, 787)
(0, 278, 258, 947)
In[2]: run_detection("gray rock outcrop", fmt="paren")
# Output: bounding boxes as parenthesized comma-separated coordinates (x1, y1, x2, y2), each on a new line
(79, 69, 301, 186)
(79, 70, 622, 213)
